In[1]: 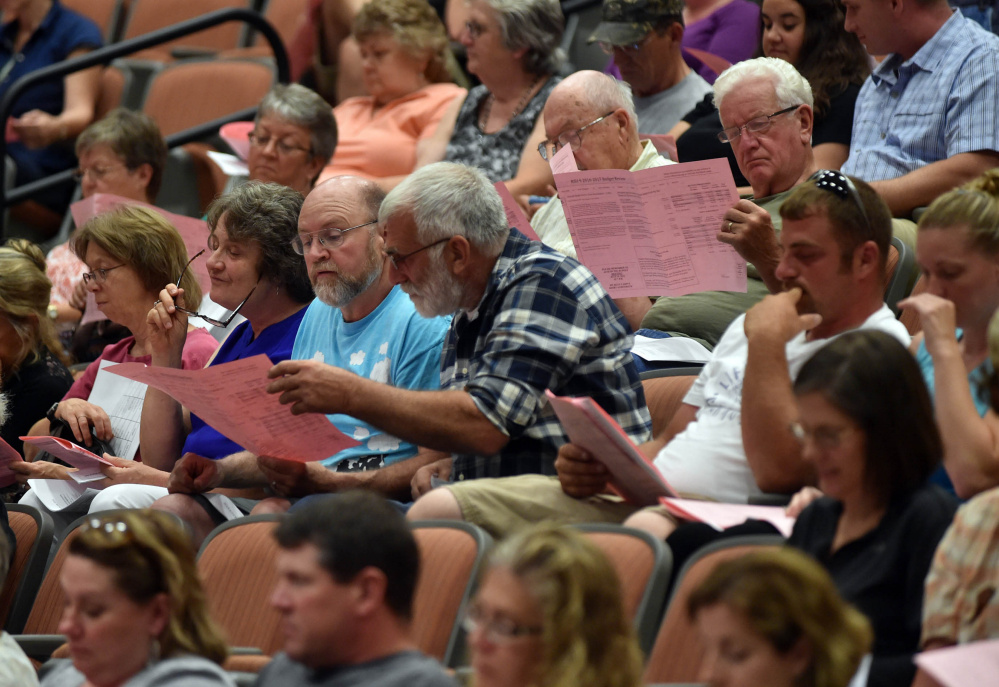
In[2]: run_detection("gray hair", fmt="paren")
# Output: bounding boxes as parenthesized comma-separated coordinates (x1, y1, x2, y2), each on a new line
(256, 84, 338, 166)
(379, 162, 509, 256)
(713, 57, 814, 112)
(205, 181, 314, 303)
(75, 108, 168, 201)
(484, 0, 565, 76)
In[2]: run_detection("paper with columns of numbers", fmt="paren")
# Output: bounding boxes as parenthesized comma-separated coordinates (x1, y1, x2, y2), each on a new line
(107, 354, 359, 462)
(87, 360, 147, 461)
(553, 157, 746, 298)
(545, 390, 676, 506)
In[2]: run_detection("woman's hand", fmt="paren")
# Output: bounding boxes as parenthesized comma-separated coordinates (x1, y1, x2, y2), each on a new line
(899, 293, 959, 359)
(10, 460, 75, 484)
(54, 398, 113, 446)
(785, 486, 824, 518)
(11, 110, 63, 149)
(96, 455, 168, 488)
(146, 283, 189, 363)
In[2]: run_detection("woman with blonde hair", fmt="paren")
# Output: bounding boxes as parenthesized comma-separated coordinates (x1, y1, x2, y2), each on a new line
(900, 168, 999, 498)
(466, 525, 643, 687)
(0, 240, 73, 458)
(41, 510, 233, 687)
(689, 548, 872, 687)
(317, 0, 465, 189)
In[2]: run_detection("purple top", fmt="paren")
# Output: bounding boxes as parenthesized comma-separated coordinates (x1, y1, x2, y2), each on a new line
(682, 0, 761, 83)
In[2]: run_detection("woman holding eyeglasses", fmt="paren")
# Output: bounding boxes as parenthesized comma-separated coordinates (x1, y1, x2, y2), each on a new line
(416, 0, 563, 198)
(71, 182, 314, 520)
(41, 510, 233, 687)
(465, 524, 644, 687)
(15, 206, 217, 521)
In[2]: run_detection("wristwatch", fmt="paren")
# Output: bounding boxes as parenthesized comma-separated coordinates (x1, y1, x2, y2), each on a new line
(46, 401, 60, 422)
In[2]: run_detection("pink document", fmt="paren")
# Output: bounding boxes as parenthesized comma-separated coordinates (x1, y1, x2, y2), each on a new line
(107, 355, 359, 463)
(549, 143, 579, 175)
(493, 182, 541, 242)
(554, 158, 746, 298)
(659, 497, 795, 537)
(0, 436, 23, 489)
(19, 436, 113, 484)
(914, 639, 999, 687)
(70, 194, 212, 294)
(545, 390, 675, 506)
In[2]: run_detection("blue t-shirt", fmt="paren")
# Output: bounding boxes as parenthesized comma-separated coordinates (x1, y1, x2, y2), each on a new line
(1, 1, 103, 181)
(291, 286, 449, 469)
(182, 307, 308, 460)
(916, 330, 993, 494)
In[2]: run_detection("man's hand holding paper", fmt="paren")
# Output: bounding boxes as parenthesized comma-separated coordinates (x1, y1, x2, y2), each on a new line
(718, 198, 782, 292)
(555, 444, 611, 499)
(266, 359, 355, 416)
(167, 453, 222, 494)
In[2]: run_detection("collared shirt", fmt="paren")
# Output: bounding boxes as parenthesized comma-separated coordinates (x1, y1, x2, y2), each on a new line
(444, 229, 652, 480)
(843, 10, 999, 182)
(532, 140, 672, 259)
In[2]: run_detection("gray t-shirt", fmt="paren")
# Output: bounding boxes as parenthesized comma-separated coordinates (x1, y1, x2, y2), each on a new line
(254, 651, 456, 687)
(41, 656, 234, 687)
(634, 70, 713, 134)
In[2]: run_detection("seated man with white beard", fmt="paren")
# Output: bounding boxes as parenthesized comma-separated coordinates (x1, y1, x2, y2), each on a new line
(153, 176, 449, 544)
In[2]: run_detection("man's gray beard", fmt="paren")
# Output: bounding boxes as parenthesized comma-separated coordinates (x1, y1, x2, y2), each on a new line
(401, 263, 464, 318)
(0, 390, 8, 429)
(312, 255, 383, 308)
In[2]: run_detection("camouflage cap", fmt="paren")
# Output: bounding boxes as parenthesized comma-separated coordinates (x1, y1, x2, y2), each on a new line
(587, 0, 684, 46)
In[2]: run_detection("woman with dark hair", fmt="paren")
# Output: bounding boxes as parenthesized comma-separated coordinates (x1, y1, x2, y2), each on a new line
(783, 330, 957, 687)
(691, 548, 872, 687)
(674, 0, 869, 183)
(79, 181, 313, 516)
(41, 510, 233, 687)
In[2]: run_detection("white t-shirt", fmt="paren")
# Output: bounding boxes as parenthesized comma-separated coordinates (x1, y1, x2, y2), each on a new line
(653, 304, 911, 503)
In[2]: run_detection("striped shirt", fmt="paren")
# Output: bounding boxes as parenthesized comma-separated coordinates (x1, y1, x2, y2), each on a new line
(444, 229, 652, 480)
(843, 10, 999, 182)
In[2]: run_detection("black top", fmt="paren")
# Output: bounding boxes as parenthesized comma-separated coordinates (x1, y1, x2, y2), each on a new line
(789, 485, 958, 687)
(1, 347, 73, 457)
(674, 83, 863, 188)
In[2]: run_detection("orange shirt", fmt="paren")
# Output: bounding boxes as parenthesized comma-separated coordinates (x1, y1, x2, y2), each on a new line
(319, 82, 465, 183)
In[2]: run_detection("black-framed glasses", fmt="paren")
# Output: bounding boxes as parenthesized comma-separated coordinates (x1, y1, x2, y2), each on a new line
(462, 605, 543, 643)
(464, 20, 485, 38)
(82, 264, 125, 284)
(717, 105, 801, 143)
(538, 111, 615, 161)
(385, 237, 452, 270)
(171, 249, 257, 328)
(292, 220, 378, 255)
(808, 170, 871, 231)
(247, 131, 311, 156)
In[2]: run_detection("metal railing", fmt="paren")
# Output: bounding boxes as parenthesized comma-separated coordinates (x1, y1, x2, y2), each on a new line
(0, 7, 290, 234)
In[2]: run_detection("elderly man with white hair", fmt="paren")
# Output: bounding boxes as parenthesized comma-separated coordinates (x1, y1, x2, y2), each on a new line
(642, 57, 819, 346)
(532, 70, 674, 328)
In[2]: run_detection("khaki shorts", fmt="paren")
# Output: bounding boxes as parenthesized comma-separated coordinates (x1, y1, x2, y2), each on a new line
(447, 474, 652, 539)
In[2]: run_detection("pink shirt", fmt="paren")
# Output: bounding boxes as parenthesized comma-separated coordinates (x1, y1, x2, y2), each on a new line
(319, 82, 466, 182)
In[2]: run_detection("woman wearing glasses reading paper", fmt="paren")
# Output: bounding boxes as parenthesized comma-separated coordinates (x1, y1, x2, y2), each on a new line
(41, 510, 233, 687)
(79, 182, 313, 516)
(14, 206, 217, 525)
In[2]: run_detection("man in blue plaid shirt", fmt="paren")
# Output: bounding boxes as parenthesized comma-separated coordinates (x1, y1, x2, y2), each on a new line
(840, 0, 999, 217)
(269, 162, 651, 500)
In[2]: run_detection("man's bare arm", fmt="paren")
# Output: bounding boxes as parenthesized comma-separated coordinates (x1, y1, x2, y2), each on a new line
(869, 151, 999, 217)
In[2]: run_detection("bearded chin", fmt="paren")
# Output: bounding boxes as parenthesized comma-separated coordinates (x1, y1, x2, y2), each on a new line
(0, 390, 8, 429)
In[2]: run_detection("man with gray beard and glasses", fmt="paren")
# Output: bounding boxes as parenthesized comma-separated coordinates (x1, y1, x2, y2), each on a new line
(156, 177, 449, 544)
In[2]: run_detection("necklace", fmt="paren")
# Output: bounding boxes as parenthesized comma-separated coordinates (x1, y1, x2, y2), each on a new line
(478, 75, 543, 133)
